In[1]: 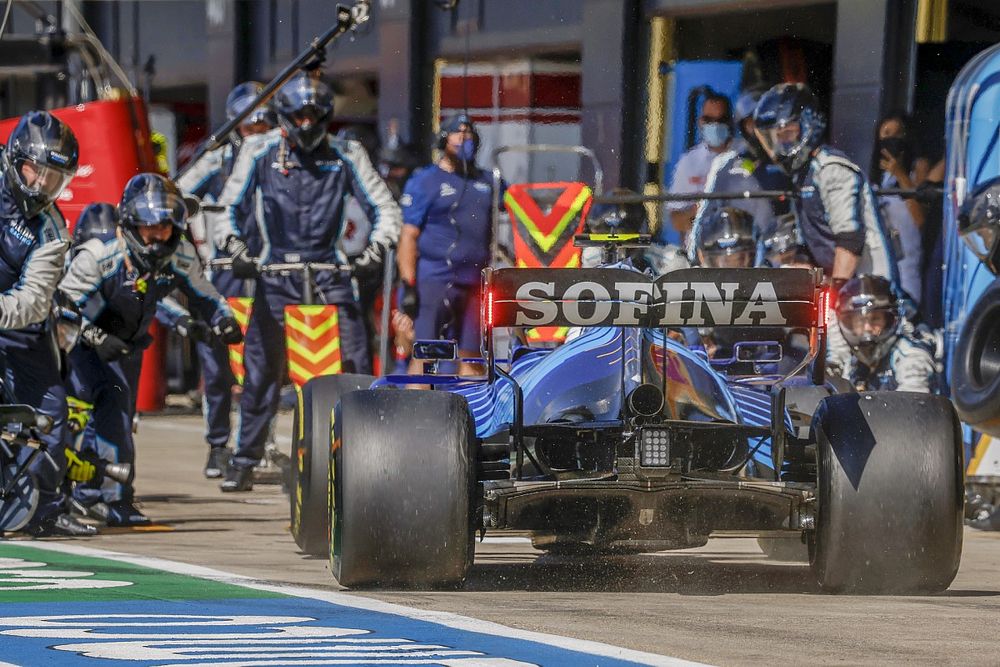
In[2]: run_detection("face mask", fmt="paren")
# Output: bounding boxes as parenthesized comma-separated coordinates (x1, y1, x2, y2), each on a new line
(702, 122, 731, 148)
(878, 137, 908, 163)
(456, 138, 477, 162)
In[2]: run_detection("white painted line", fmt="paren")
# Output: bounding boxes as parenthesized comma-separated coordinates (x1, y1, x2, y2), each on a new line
(30, 542, 707, 667)
(479, 537, 532, 544)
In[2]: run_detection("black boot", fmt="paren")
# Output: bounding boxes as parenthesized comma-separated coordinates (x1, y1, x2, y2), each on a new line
(204, 447, 230, 479)
(104, 500, 151, 527)
(221, 464, 254, 492)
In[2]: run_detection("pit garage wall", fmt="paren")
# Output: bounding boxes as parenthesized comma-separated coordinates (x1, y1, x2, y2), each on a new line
(646, 0, 919, 172)
(77, 0, 915, 193)
(437, 60, 584, 185)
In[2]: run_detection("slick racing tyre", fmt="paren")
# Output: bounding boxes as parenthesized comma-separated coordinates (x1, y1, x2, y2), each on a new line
(331, 390, 476, 588)
(952, 277, 1000, 436)
(810, 392, 963, 593)
(290, 373, 374, 556)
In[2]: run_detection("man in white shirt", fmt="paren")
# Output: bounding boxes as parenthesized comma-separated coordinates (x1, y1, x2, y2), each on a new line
(664, 92, 734, 242)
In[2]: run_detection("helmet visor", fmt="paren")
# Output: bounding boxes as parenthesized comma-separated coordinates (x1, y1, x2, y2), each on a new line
(837, 307, 898, 347)
(756, 121, 804, 163)
(119, 190, 188, 229)
(14, 156, 74, 201)
(701, 248, 755, 268)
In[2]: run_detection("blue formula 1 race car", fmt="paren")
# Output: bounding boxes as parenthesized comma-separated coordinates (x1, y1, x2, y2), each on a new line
(290, 246, 964, 593)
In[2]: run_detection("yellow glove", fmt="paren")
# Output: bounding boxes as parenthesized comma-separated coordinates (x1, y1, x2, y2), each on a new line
(65, 448, 97, 483)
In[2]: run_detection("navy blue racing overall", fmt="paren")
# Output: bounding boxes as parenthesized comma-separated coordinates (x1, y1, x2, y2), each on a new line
(0, 182, 71, 523)
(214, 130, 401, 469)
(177, 143, 248, 452)
(59, 237, 233, 504)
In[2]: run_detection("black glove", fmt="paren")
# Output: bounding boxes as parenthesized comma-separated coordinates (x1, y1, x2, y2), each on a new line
(133, 333, 155, 351)
(400, 282, 419, 320)
(174, 315, 212, 343)
(352, 243, 386, 283)
(81, 326, 131, 363)
(215, 316, 244, 345)
(225, 236, 259, 279)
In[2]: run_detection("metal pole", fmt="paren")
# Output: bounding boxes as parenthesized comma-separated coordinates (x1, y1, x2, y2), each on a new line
(592, 186, 943, 206)
(177, 1, 370, 178)
(378, 249, 395, 377)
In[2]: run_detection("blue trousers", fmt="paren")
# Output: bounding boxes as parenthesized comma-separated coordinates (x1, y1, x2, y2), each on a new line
(197, 338, 234, 449)
(233, 276, 369, 469)
(198, 270, 244, 449)
(0, 334, 67, 522)
(68, 346, 142, 504)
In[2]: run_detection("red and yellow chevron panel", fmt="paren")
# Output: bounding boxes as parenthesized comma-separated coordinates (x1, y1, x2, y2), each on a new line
(226, 297, 254, 385)
(284, 305, 342, 388)
(504, 181, 592, 343)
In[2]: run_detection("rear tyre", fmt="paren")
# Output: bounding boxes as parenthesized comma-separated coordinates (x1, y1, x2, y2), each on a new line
(331, 390, 475, 588)
(290, 373, 374, 555)
(952, 277, 1000, 436)
(810, 392, 963, 593)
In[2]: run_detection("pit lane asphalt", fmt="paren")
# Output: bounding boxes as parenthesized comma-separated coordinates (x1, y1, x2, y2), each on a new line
(32, 413, 1000, 665)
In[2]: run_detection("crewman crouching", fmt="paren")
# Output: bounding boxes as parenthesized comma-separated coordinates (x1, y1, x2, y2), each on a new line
(58, 174, 242, 526)
(834, 275, 936, 392)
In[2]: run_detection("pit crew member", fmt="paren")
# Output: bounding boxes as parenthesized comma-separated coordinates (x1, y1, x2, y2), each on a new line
(177, 81, 275, 479)
(59, 174, 242, 525)
(835, 274, 936, 392)
(213, 72, 401, 492)
(398, 114, 500, 376)
(753, 83, 900, 375)
(0, 110, 86, 537)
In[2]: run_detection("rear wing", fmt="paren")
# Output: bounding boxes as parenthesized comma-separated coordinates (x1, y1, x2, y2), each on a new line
(484, 267, 826, 330)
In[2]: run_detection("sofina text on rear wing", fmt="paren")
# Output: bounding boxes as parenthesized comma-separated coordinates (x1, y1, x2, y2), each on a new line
(483, 267, 826, 330)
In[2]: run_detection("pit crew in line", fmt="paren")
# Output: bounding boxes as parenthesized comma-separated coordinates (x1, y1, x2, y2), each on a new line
(753, 83, 901, 376)
(59, 174, 242, 525)
(760, 213, 813, 268)
(687, 88, 792, 263)
(834, 275, 936, 392)
(398, 114, 501, 375)
(213, 72, 402, 492)
(177, 81, 275, 480)
(686, 207, 757, 357)
(0, 111, 88, 537)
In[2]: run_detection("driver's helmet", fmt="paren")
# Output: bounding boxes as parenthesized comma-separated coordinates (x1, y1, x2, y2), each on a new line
(2, 111, 78, 218)
(72, 203, 118, 257)
(225, 81, 276, 148)
(753, 83, 826, 176)
(273, 73, 334, 153)
(959, 175, 1000, 275)
(761, 213, 808, 267)
(118, 173, 189, 275)
(699, 207, 755, 268)
(836, 274, 900, 367)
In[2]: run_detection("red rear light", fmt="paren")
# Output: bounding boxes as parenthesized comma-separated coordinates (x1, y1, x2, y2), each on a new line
(486, 288, 494, 329)
(818, 288, 829, 328)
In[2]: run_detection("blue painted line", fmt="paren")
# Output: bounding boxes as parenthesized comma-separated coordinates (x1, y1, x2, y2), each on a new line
(0, 544, 700, 666)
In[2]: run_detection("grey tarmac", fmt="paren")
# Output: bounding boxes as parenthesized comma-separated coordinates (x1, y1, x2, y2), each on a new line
(32, 413, 1000, 666)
